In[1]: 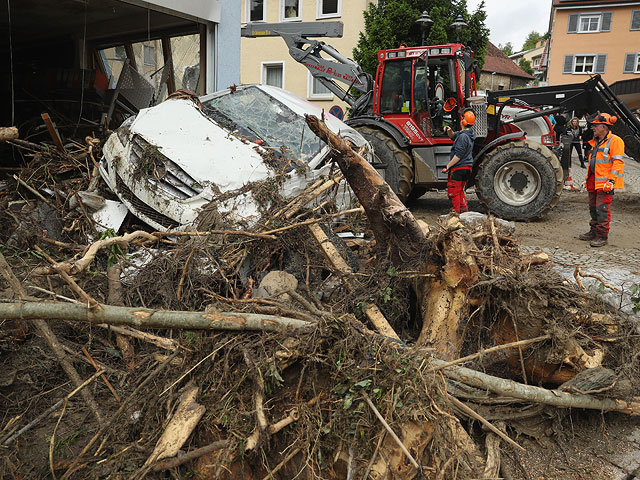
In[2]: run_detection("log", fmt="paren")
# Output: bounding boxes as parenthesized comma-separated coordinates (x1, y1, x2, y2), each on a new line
(0, 127, 19, 142)
(305, 114, 425, 263)
(307, 223, 399, 340)
(436, 359, 640, 415)
(0, 301, 310, 331)
(144, 385, 205, 465)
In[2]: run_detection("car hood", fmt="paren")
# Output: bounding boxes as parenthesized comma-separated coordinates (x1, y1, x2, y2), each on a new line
(129, 98, 271, 192)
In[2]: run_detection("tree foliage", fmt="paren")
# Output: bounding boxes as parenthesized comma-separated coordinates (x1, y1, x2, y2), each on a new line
(353, 0, 490, 76)
(521, 31, 543, 51)
(499, 42, 514, 56)
(518, 58, 534, 76)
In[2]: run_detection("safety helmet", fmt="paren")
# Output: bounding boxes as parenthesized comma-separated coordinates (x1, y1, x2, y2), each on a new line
(443, 97, 457, 112)
(590, 112, 617, 126)
(461, 108, 476, 127)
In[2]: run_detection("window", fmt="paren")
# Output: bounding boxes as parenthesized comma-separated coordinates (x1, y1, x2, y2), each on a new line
(567, 12, 612, 33)
(281, 0, 301, 21)
(262, 62, 284, 88)
(143, 44, 155, 66)
(308, 74, 333, 99)
(574, 55, 595, 73)
(631, 10, 640, 30)
(317, 0, 341, 18)
(579, 14, 600, 32)
(533, 57, 541, 68)
(624, 53, 640, 73)
(563, 54, 607, 74)
(247, 0, 266, 23)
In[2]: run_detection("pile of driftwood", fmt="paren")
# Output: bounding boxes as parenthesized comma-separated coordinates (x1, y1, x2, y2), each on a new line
(1, 117, 639, 479)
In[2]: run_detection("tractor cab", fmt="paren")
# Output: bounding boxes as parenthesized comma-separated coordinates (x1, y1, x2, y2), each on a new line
(373, 44, 476, 143)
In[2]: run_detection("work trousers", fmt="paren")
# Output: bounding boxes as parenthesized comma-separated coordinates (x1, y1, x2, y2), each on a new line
(587, 190, 613, 239)
(447, 166, 472, 214)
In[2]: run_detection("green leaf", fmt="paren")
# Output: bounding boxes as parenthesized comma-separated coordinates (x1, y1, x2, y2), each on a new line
(353, 379, 372, 389)
(343, 393, 354, 410)
(105, 346, 122, 358)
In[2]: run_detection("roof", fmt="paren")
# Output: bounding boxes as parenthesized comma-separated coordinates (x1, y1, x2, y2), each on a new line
(553, 0, 640, 6)
(482, 42, 534, 79)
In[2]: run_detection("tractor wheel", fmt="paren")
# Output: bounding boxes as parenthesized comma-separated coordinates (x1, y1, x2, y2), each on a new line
(356, 126, 414, 202)
(475, 139, 563, 221)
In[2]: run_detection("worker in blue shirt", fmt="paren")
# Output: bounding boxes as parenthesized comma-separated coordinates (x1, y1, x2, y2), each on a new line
(442, 109, 476, 213)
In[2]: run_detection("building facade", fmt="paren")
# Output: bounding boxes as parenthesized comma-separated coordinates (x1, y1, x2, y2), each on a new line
(478, 42, 534, 92)
(240, 0, 372, 116)
(547, 0, 640, 86)
(509, 39, 549, 83)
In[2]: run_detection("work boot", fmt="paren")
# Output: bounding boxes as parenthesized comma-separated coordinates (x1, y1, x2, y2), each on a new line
(590, 237, 608, 247)
(578, 231, 596, 241)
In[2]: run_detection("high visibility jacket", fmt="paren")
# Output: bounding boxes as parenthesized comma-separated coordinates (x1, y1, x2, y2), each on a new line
(587, 131, 625, 190)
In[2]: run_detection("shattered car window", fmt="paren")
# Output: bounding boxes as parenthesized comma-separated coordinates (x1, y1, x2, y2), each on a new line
(202, 86, 326, 164)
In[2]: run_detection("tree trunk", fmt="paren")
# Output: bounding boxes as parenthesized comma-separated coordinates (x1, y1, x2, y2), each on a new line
(0, 301, 310, 332)
(305, 114, 425, 263)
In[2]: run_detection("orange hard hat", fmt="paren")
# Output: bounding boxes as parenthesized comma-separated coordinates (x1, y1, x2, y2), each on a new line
(590, 112, 617, 126)
(443, 97, 457, 112)
(461, 109, 476, 127)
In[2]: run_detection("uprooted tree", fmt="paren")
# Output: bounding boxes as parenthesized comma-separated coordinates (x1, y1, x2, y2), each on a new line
(1, 117, 639, 479)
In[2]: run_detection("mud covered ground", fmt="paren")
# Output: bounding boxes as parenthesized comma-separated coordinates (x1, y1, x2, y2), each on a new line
(410, 159, 640, 479)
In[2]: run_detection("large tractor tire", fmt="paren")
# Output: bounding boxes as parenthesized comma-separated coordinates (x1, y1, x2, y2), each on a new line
(356, 126, 414, 203)
(475, 139, 563, 221)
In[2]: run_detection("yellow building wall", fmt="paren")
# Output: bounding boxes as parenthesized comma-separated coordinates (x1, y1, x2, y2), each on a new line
(548, 6, 640, 85)
(241, 0, 372, 115)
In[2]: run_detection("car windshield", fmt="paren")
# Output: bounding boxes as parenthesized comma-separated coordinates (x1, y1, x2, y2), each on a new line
(202, 86, 326, 165)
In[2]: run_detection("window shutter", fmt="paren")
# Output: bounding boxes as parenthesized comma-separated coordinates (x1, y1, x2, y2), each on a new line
(624, 53, 637, 73)
(595, 54, 607, 74)
(563, 55, 574, 73)
(568, 14, 579, 33)
(600, 12, 612, 32)
(631, 10, 640, 30)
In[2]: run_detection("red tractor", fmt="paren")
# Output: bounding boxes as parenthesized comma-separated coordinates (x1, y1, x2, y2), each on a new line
(241, 21, 640, 220)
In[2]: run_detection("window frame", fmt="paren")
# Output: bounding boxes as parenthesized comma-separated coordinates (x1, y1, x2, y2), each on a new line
(316, 0, 341, 19)
(573, 54, 597, 74)
(307, 72, 334, 100)
(631, 10, 640, 30)
(280, 0, 302, 22)
(533, 57, 541, 68)
(246, 0, 267, 23)
(578, 14, 601, 33)
(261, 61, 285, 88)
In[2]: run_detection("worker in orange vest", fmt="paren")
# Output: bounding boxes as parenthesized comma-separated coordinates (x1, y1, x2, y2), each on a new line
(578, 113, 625, 247)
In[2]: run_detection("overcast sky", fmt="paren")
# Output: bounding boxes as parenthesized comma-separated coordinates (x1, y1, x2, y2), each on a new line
(466, 0, 552, 52)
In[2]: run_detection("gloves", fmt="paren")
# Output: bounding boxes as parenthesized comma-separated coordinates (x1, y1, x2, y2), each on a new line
(603, 180, 615, 192)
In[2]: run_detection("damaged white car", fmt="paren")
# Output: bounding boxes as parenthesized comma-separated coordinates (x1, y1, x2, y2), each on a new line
(99, 85, 371, 231)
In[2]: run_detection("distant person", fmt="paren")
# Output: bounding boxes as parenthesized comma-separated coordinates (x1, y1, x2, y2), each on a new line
(553, 110, 568, 138)
(442, 109, 476, 213)
(581, 118, 594, 163)
(578, 113, 625, 247)
(568, 117, 585, 168)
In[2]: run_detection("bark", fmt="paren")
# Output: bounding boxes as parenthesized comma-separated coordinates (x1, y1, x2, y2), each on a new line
(0, 301, 310, 331)
(305, 114, 425, 263)
(437, 359, 640, 414)
(415, 216, 479, 359)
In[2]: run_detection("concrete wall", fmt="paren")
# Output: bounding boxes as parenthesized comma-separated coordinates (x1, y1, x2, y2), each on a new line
(478, 73, 528, 92)
(215, 0, 242, 91)
(240, 0, 371, 114)
(548, 4, 640, 85)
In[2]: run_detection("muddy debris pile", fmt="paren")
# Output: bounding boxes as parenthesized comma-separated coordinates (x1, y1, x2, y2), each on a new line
(1, 117, 639, 480)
